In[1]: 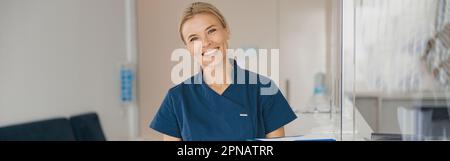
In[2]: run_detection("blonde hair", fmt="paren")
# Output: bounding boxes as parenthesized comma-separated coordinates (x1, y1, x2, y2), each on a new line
(179, 2, 228, 44)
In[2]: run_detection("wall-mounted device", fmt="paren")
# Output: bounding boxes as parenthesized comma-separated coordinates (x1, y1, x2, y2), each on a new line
(120, 63, 135, 104)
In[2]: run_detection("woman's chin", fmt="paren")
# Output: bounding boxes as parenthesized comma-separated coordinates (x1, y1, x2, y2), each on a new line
(202, 60, 223, 69)
(201, 62, 215, 69)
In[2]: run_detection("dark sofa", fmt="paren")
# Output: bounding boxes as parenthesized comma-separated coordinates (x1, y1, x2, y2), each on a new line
(0, 113, 106, 141)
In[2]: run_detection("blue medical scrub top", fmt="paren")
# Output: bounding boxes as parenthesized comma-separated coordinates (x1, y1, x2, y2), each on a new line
(150, 61, 297, 141)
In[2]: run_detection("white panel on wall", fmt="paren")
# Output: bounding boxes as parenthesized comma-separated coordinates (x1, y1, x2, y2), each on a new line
(0, 0, 130, 140)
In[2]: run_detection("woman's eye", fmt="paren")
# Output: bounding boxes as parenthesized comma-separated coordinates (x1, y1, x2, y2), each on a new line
(208, 29, 217, 34)
(189, 37, 198, 42)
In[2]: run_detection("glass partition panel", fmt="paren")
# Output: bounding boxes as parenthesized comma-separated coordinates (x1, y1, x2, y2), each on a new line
(345, 0, 450, 140)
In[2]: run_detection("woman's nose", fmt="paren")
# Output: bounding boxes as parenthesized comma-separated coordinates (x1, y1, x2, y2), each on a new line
(202, 36, 212, 49)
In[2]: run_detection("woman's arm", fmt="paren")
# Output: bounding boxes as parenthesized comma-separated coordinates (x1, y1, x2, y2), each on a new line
(163, 134, 182, 141)
(266, 127, 285, 138)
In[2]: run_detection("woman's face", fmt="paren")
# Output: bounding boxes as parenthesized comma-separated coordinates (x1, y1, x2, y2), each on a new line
(181, 13, 230, 69)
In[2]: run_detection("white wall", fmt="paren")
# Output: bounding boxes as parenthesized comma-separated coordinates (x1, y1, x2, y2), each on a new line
(0, 0, 130, 140)
(279, 0, 329, 111)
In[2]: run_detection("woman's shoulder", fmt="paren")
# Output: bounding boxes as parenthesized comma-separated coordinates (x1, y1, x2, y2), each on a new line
(240, 68, 275, 87)
(240, 68, 281, 96)
(166, 75, 199, 95)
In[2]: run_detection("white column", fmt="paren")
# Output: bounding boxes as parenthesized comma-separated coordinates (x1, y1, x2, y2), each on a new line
(124, 0, 139, 140)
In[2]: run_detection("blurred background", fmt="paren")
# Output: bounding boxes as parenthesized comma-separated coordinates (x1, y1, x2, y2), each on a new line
(345, 0, 450, 141)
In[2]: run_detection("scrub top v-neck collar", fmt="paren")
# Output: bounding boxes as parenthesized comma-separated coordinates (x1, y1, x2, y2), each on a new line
(200, 76, 234, 97)
(193, 61, 245, 110)
(194, 60, 236, 95)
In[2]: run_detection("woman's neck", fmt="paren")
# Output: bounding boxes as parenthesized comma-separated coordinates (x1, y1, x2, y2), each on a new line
(203, 58, 233, 86)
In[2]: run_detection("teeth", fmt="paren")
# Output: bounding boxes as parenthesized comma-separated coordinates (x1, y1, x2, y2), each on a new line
(203, 49, 218, 56)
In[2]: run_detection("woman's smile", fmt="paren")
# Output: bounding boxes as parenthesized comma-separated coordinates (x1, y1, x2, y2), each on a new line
(202, 48, 219, 56)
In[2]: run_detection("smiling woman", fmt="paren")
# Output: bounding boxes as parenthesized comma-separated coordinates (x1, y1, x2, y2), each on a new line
(149, 2, 297, 141)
